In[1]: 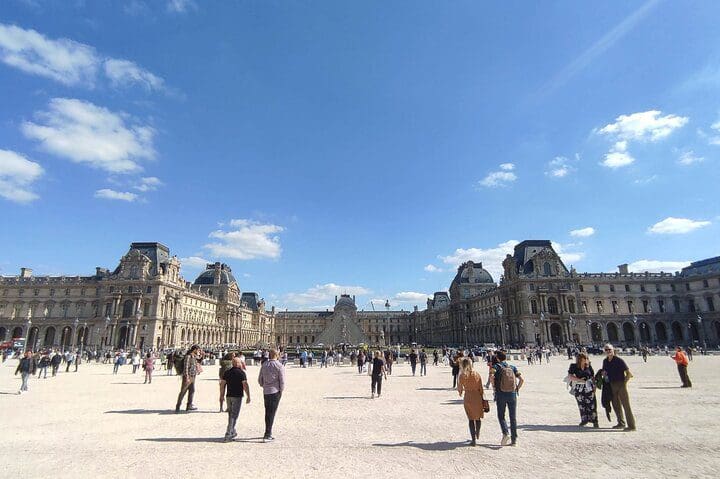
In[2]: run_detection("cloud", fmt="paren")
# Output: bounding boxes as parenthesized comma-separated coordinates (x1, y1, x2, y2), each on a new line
(94, 188, 138, 202)
(626, 259, 690, 273)
(677, 150, 704, 166)
(0, 149, 44, 203)
(424, 264, 443, 273)
(597, 110, 689, 142)
(570, 227, 595, 238)
(551, 242, 585, 265)
(167, 0, 197, 13)
(479, 163, 517, 188)
(204, 219, 285, 260)
(22, 98, 156, 174)
(179, 256, 210, 272)
(545, 155, 578, 178)
(633, 174, 658, 185)
(0, 23, 166, 92)
(538, 0, 661, 96)
(601, 140, 635, 168)
(0, 23, 98, 86)
(133, 176, 162, 192)
(284, 283, 371, 309)
(392, 292, 430, 303)
(104, 59, 165, 92)
(439, 240, 519, 279)
(648, 217, 711, 234)
(708, 120, 720, 146)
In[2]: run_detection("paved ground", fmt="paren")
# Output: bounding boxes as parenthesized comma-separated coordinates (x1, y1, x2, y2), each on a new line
(1, 353, 718, 478)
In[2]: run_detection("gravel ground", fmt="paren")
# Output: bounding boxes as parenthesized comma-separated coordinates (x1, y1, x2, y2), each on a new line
(1, 353, 718, 478)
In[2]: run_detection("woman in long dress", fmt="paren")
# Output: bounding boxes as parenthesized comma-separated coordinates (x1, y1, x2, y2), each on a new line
(568, 352, 599, 427)
(457, 357, 485, 446)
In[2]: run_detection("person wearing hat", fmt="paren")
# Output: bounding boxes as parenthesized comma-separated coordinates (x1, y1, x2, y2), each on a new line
(601, 344, 636, 431)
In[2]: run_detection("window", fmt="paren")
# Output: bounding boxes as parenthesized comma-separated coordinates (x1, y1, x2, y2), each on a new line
(642, 300, 649, 313)
(581, 301, 588, 313)
(671, 284, 676, 292)
(624, 285, 630, 292)
(33, 289, 39, 296)
(65, 288, 70, 296)
(655, 284, 661, 292)
(689, 299, 696, 313)
(658, 299, 665, 313)
(640, 284, 646, 292)
(627, 301, 634, 313)
(50, 289, 55, 297)
(529, 284, 535, 291)
(127, 286, 133, 293)
(568, 299, 576, 314)
(543, 262, 552, 276)
(707, 297, 715, 312)
(611, 301, 618, 313)
(703, 279, 709, 288)
(579, 285, 584, 292)
(594, 285, 599, 293)
(610, 285, 615, 293)
(685, 283, 690, 291)
(81, 288, 85, 296)
(673, 299, 681, 313)
(105, 303, 112, 317)
(19, 289, 24, 297)
(596, 301, 604, 313)
(143, 302, 151, 316)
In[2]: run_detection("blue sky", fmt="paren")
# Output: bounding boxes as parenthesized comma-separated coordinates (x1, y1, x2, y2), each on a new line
(1, 0, 719, 310)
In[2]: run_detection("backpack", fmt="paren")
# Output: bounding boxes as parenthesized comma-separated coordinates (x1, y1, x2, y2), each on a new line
(497, 363, 516, 393)
(174, 353, 186, 375)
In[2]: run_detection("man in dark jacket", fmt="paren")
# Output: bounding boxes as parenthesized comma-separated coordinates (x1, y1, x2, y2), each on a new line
(175, 345, 200, 413)
(50, 351, 62, 377)
(16, 351, 37, 393)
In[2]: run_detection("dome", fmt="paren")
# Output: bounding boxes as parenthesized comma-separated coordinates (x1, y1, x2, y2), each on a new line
(334, 294, 357, 311)
(459, 262, 494, 284)
(193, 263, 237, 285)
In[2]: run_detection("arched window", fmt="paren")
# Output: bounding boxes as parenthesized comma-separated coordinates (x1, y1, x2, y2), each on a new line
(547, 297, 559, 315)
(543, 262, 552, 276)
(122, 299, 134, 318)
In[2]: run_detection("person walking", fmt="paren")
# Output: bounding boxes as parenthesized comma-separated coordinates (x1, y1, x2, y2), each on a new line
(409, 349, 418, 376)
(370, 351, 387, 399)
(432, 349, 439, 367)
(258, 349, 285, 442)
(489, 350, 524, 446)
(38, 352, 51, 379)
(220, 357, 250, 442)
(419, 349, 428, 376)
(143, 353, 155, 384)
(16, 350, 37, 393)
(457, 357, 486, 446)
(671, 346, 692, 388)
(113, 352, 122, 375)
(357, 351, 365, 374)
(451, 351, 462, 389)
(601, 344, 636, 431)
(50, 350, 62, 376)
(384, 350, 394, 376)
(567, 352, 599, 428)
(65, 350, 75, 373)
(132, 352, 141, 374)
(175, 345, 201, 413)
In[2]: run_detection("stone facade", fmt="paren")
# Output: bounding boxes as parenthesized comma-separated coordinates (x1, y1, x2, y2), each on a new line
(276, 295, 412, 347)
(411, 240, 720, 348)
(0, 242, 274, 351)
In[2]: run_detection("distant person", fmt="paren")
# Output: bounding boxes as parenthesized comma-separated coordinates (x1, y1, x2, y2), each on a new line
(457, 357, 486, 446)
(143, 353, 155, 384)
(370, 351, 387, 399)
(671, 347, 692, 388)
(38, 352, 51, 379)
(408, 349, 418, 376)
(432, 349, 439, 366)
(220, 357, 250, 442)
(258, 349, 285, 442)
(601, 344, 636, 431)
(65, 350, 75, 372)
(51, 351, 62, 376)
(175, 345, 201, 413)
(113, 353, 122, 375)
(384, 350, 394, 375)
(567, 352, 598, 428)
(451, 351, 462, 388)
(132, 352, 141, 373)
(16, 350, 37, 393)
(489, 350, 524, 446)
(419, 349, 428, 376)
(357, 351, 365, 374)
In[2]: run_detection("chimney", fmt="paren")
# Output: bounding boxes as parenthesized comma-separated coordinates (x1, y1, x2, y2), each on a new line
(20, 267, 32, 278)
(618, 264, 629, 274)
(352, 295, 355, 303)
(335, 295, 338, 304)
(414, 305, 419, 312)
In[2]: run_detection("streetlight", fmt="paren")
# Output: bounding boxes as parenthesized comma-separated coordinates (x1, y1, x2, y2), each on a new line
(104, 315, 111, 348)
(25, 315, 32, 354)
(463, 324, 468, 352)
(697, 314, 706, 351)
(568, 316, 576, 345)
(586, 320, 593, 346)
(497, 305, 504, 346)
(540, 311, 546, 345)
(134, 308, 142, 350)
(72, 317, 79, 351)
(632, 315, 640, 348)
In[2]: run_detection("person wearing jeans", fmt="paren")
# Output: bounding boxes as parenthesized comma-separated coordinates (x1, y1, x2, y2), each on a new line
(258, 349, 286, 442)
(16, 351, 37, 393)
(220, 357, 250, 442)
(490, 350, 524, 446)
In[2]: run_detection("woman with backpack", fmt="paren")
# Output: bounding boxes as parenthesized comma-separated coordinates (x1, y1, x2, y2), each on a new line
(457, 357, 486, 446)
(567, 352, 599, 428)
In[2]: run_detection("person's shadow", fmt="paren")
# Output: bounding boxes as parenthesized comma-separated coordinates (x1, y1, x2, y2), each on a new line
(519, 424, 621, 433)
(373, 441, 501, 451)
(105, 409, 215, 415)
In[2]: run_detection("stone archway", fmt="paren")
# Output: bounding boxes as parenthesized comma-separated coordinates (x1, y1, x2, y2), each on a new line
(44, 327, 56, 346)
(117, 326, 129, 349)
(639, 322, 651, 342)
(714, 321, 720, 344)
(60, 327, 72, 350)
(550, 323, 563, 345)
(28, 326, 40, 351)
(671, 321, 684, 343)
(623, 322, 635, 344)
(0, 326, 6, 341)
(607, 323, 619, 343)
(591, 323, 603, 342)
(12, 326, 23, 339)
(688, 323, 700, 342)
(655, 322, 668, 342)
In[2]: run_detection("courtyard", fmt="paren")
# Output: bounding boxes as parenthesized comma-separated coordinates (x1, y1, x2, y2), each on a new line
(1, 353, 718, 477)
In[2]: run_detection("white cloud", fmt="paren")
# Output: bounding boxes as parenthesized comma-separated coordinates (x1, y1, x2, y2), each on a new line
(479, 163, 517, 188)
(633, 175, 658, 185)
(94, 188, 138, 202)
(179, 256, 210, 271)
(204, 219, 285, 260)
(22, 98, 156, 174)
(627, 259, 690, 273)
(708, 121, 720, 146)
(284, 283, 371, 309)
(424, 264, 443, 273)
(600, 139, 635, 168)
(392, 291, 431, 303)
(551, 242, 585, 265)
(0, 149, 44, 203)
(133, 176, 163, 192)
(167, 0, 197, 13)
(648, 217, 711, 234)
(570, 227, 595, 238)
(598, 110, 689, 142)
(104, 58, 165, 92)
(545, 155, 578, 178)
(677, 150, 704, 166)
(0, 23, 98, 86)
(439, 240, 519, 280)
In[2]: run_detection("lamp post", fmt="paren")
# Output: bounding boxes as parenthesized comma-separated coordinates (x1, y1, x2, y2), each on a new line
(497, 305, 504, 347)
(586, 320, 593, 347)
(80, 321, 87, 360)
(463, 324, 468, 352)
(540, 311, 546, 346)
(632, 315, 640, 348)
(134, 308, 142, 350)
(72, 317, 79, 351)
(568, 316, 576, 345)
(25, 315, 32, 354)
(104, 315, 111, 348)
(697, 314, 706, 351)
(532, 318, 540, 346)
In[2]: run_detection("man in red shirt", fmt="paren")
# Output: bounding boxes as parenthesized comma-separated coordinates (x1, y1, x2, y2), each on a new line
(671, 347, 692, 388)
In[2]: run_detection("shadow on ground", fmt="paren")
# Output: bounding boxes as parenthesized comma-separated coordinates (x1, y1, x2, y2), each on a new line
(373, 441, 500, 451)
(323, 396, 368, 400)
(416, 387, 452, 391)
(519, 424, 623, 433)
(105, 409, 216, 415)
(137, 437, 226, 443)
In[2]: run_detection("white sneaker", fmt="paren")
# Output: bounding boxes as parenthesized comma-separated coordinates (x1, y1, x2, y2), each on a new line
(501, 434, 510, 446)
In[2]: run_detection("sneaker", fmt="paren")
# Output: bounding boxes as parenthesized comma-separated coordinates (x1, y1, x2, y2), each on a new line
(612, 424, 625, 430)
(623, 427, 636, 432)
(371, 393, 374, 399)
(223, 436, 234, 443)
(263, 436, 275, 443)
(186, 405, 198, 411)
(510, 440, 517, 446)
(501, 434, 510, 446)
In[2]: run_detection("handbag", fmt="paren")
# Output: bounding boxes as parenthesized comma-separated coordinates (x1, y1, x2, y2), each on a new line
(482, 399, 490, 413)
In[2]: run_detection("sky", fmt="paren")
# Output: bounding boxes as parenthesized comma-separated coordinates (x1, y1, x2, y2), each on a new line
(1, 0, 719, 311)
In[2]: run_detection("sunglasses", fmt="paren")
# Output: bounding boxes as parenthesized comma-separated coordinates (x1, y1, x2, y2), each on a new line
(604, 349, 613, 352)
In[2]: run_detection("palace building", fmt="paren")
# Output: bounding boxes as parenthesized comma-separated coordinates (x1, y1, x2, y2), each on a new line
(0, 242, 274, 351)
